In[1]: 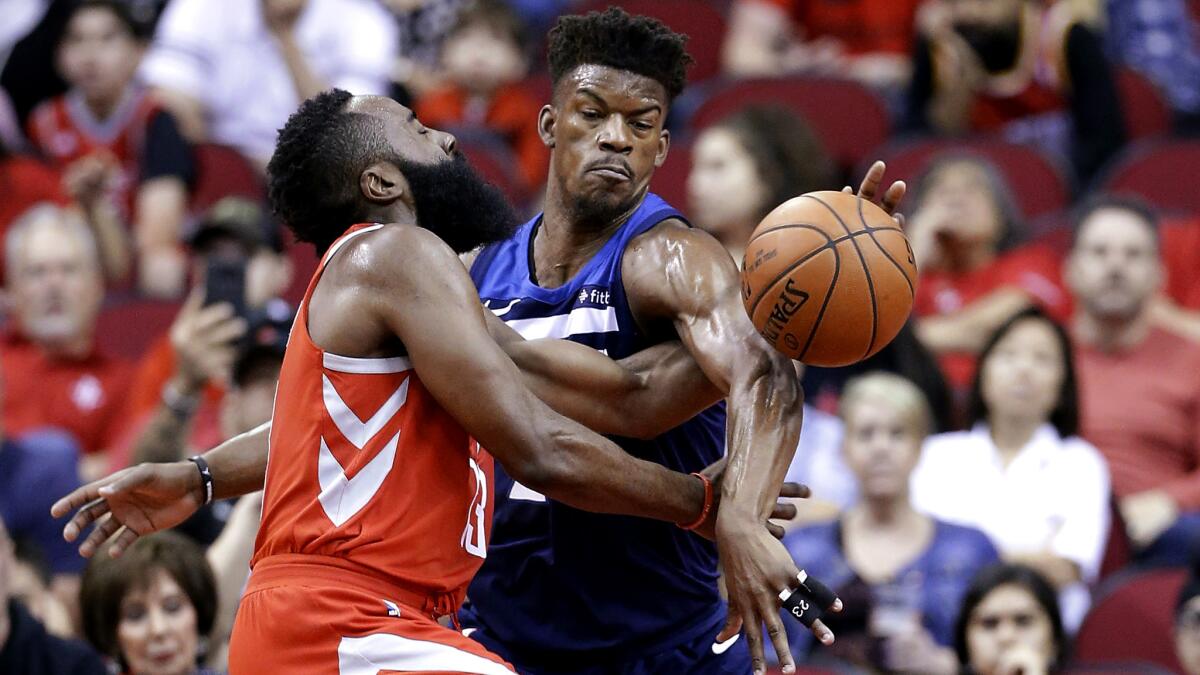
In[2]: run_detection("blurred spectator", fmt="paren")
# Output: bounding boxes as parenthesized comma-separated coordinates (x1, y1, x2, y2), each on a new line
(1066, 196, 1200, 566)
(1177, 570, 1200, 675)
(81, 531, 218, 675)
(0, 1, 72, 126)
(0, 514, 106, 675)
(8, 538, 72, 638)
(0, 142, 71, 282)
(687, 105, 835, 266)
(908, 155, 1067, 394)
(1106, 0, 1200, 133)
(415, 0, 547, 191)
(382, 0, 467, 104)
(912, 308, 1110, 632)
(2, 203, 132, 481)
(721, 0, 921, 90)
(782, 372, 998, 672)
(0, 424, 86, 606)
(27, 0, 194, 298)
(139, 0, 396, 169)
(954, 563, 1067, 675)
(905, 0, 1125, 182)
(122, 197, 291, 468)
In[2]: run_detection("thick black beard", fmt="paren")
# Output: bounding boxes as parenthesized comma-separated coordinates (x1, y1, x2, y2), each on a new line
(396, 154, 520, 253)
(954, 20, 1021, 73)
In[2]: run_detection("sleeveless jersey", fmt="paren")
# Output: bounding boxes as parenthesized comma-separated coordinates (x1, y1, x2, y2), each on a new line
(252, 223, 494, 615)
(466, 194, 728, 658)
(27, 88, 162, 219)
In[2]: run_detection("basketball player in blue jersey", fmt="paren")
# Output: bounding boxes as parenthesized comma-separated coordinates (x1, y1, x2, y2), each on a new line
(461, 8, 906, 675)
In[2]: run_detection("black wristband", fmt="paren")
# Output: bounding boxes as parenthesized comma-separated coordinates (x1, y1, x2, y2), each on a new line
(188, 456, 214, 505)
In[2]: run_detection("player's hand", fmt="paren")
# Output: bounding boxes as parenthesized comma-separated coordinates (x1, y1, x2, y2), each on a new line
(714, 515, 841, 674)
(50, 461, 204, 558)
(843, 160, 906, 228)
(697, 457, 810, 539)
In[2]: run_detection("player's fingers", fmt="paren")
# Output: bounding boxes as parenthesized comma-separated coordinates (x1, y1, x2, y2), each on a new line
(894, 212, 907, 229)
(78, 513, 121, 559)
(811, 618, 836, 645)
(108, 526, 142, 559)
(771, 501, 798, 521)
(778, 482, 811, 499)
(742, 608, 767, 675)
(841, 185, 853, 194)
(62, 498, 110, 542)
(716, 610, 743, 642)
(767, 521, 786, 539)
(764, 610, 796, 673)
(881, 180, 906, 215)
(51, 481, 109, 519)
(857, 160, 886, 202)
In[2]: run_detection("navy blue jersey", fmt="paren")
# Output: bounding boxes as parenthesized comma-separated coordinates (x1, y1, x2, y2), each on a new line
(465, 193, 728, 660)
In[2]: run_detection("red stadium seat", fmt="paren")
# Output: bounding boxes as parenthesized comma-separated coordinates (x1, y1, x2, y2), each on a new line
(1098, 499, 1134, 582)
(95, 298, 183, 360)
(189, 143, 265, 213)
(1116, 68, 1172, 140)
(1101, 139, 1200, 215)
(686, 77, 890, 170)
(449, 128, 532, 209)
(649, 139, 692, 210)
(868, 137, 1072, 222)
(572, 0, 728, 83)
(1074, 567, 1187, 672)
(1064, 661, 1177, 675)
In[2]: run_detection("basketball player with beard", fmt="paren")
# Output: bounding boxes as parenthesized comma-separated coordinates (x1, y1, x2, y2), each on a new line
(51, 90, 817, 673)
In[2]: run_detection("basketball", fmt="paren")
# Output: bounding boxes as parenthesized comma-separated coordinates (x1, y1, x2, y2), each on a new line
(740, 190, 917, 367)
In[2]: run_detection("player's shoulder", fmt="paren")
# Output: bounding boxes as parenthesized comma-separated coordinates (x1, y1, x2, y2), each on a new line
(624, 216, 734, 270)
(334, 223, 459, 286)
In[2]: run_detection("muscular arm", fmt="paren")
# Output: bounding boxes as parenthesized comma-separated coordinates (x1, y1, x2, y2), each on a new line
(364, 225, 707, 524)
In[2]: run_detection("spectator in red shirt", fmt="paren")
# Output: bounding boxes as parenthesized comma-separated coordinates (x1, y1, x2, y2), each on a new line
(909, 155, 1067, 396)
(1, 203, 130, 482)
(415, 0, 546, 194)
(1066, 195, 1200, 566)
(722, 0, 921, 89)
(0, 142, 71, 284)
(27, 0, 194, 298)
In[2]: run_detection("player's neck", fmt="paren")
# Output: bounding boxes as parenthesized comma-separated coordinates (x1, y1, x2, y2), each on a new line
(535, 184, 637, 284)
(361, 202, 418, 230)
(1072, 307, 1151, 353)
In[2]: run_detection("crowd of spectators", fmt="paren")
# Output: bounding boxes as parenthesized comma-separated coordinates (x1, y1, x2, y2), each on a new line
(0, 0, 1198, 672)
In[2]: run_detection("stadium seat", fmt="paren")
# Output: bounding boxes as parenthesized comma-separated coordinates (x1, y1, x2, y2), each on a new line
(1100, 139, 1200, 215)
(1098, 498, 1134, 582)
(1074, 567, 1188, 672)
(189, 143, 265, 214)
(867, 137, 1072, 222)
(448, 127, 532, 210)
(1116, 68, 1172, 141)
(95, 298, 183, 360)
(649, 139, 692, 210)
(571, 0, 728, 83)
(1065, 661, 1177, 674)
(685, 77, 890, 170)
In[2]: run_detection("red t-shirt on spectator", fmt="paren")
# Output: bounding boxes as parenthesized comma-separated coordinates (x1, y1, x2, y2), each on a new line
(1076, 326, 1200, 509)
(0, 156, 70, 280)
(1, 332, 132, 456)
(1163, 217, 1200, 311)
(915, 243, 1069, 390)
(758, 0, 922, 56)
(416, 83, 548, 193)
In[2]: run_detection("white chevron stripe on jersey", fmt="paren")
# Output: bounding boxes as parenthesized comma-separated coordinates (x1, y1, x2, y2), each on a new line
(337, 633, 515, 674)
(323, 375, 410, 450)
(318, 432, 400, 527)
(323, 351, 412, 374)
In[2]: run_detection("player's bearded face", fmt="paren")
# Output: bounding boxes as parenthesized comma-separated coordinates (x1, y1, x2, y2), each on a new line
(397, 154, 520, 253)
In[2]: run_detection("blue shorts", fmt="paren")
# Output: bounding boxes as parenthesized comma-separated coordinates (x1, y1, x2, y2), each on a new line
(461, 618, 752, 675)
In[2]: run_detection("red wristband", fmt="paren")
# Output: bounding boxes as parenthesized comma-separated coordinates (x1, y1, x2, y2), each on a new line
(678, 472, 714, 531)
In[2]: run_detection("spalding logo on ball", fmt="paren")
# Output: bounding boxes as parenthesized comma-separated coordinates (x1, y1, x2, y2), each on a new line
(741, 191, 917, 367)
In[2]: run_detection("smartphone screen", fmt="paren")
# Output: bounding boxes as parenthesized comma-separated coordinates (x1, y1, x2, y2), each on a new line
(203, 257, 248, 319)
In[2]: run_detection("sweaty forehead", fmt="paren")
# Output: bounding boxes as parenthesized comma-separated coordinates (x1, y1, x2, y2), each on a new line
(557, 64, 667, 109)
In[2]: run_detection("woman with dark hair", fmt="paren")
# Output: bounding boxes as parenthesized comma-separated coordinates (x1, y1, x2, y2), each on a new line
(686, 104, 836, 266)
(955, 563, 1068, 675)
(80, 531, 218, 675)
(908, 154, 1070, 396)
(912, 307, 1110, 632)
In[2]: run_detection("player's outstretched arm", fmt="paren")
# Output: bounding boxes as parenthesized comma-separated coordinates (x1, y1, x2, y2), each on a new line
(50, 421, 271, 558)
(486, 312, 721, 438)
(362, 224, 712, 527)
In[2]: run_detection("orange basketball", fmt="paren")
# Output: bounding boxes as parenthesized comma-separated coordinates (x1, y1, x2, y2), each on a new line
(741, 191, 917, 367)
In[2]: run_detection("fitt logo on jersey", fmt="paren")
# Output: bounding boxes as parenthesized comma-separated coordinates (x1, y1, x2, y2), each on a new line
(575, 286, 611, 308)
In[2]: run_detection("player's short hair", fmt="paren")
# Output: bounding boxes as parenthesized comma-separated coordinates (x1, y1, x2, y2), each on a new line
(81, 531, 218, 668)
(966, 306, 1080, 438)
(839, 371, 933, 440)
(954, 563, 1067, 669)
(1070, 193, 1161, 250)
(547, 7, 692, 102)
(66, 0, 151, 41)
(268, 89, 398, 254)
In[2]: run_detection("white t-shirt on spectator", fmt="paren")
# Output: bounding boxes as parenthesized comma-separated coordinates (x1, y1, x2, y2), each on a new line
(785, 404, 853, 509)
(140, 0, 396, 165)
(911, 423, 1111, 631)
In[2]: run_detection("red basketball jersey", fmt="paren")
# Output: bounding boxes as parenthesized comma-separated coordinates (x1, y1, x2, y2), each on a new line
(252, 223, 493, 615)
